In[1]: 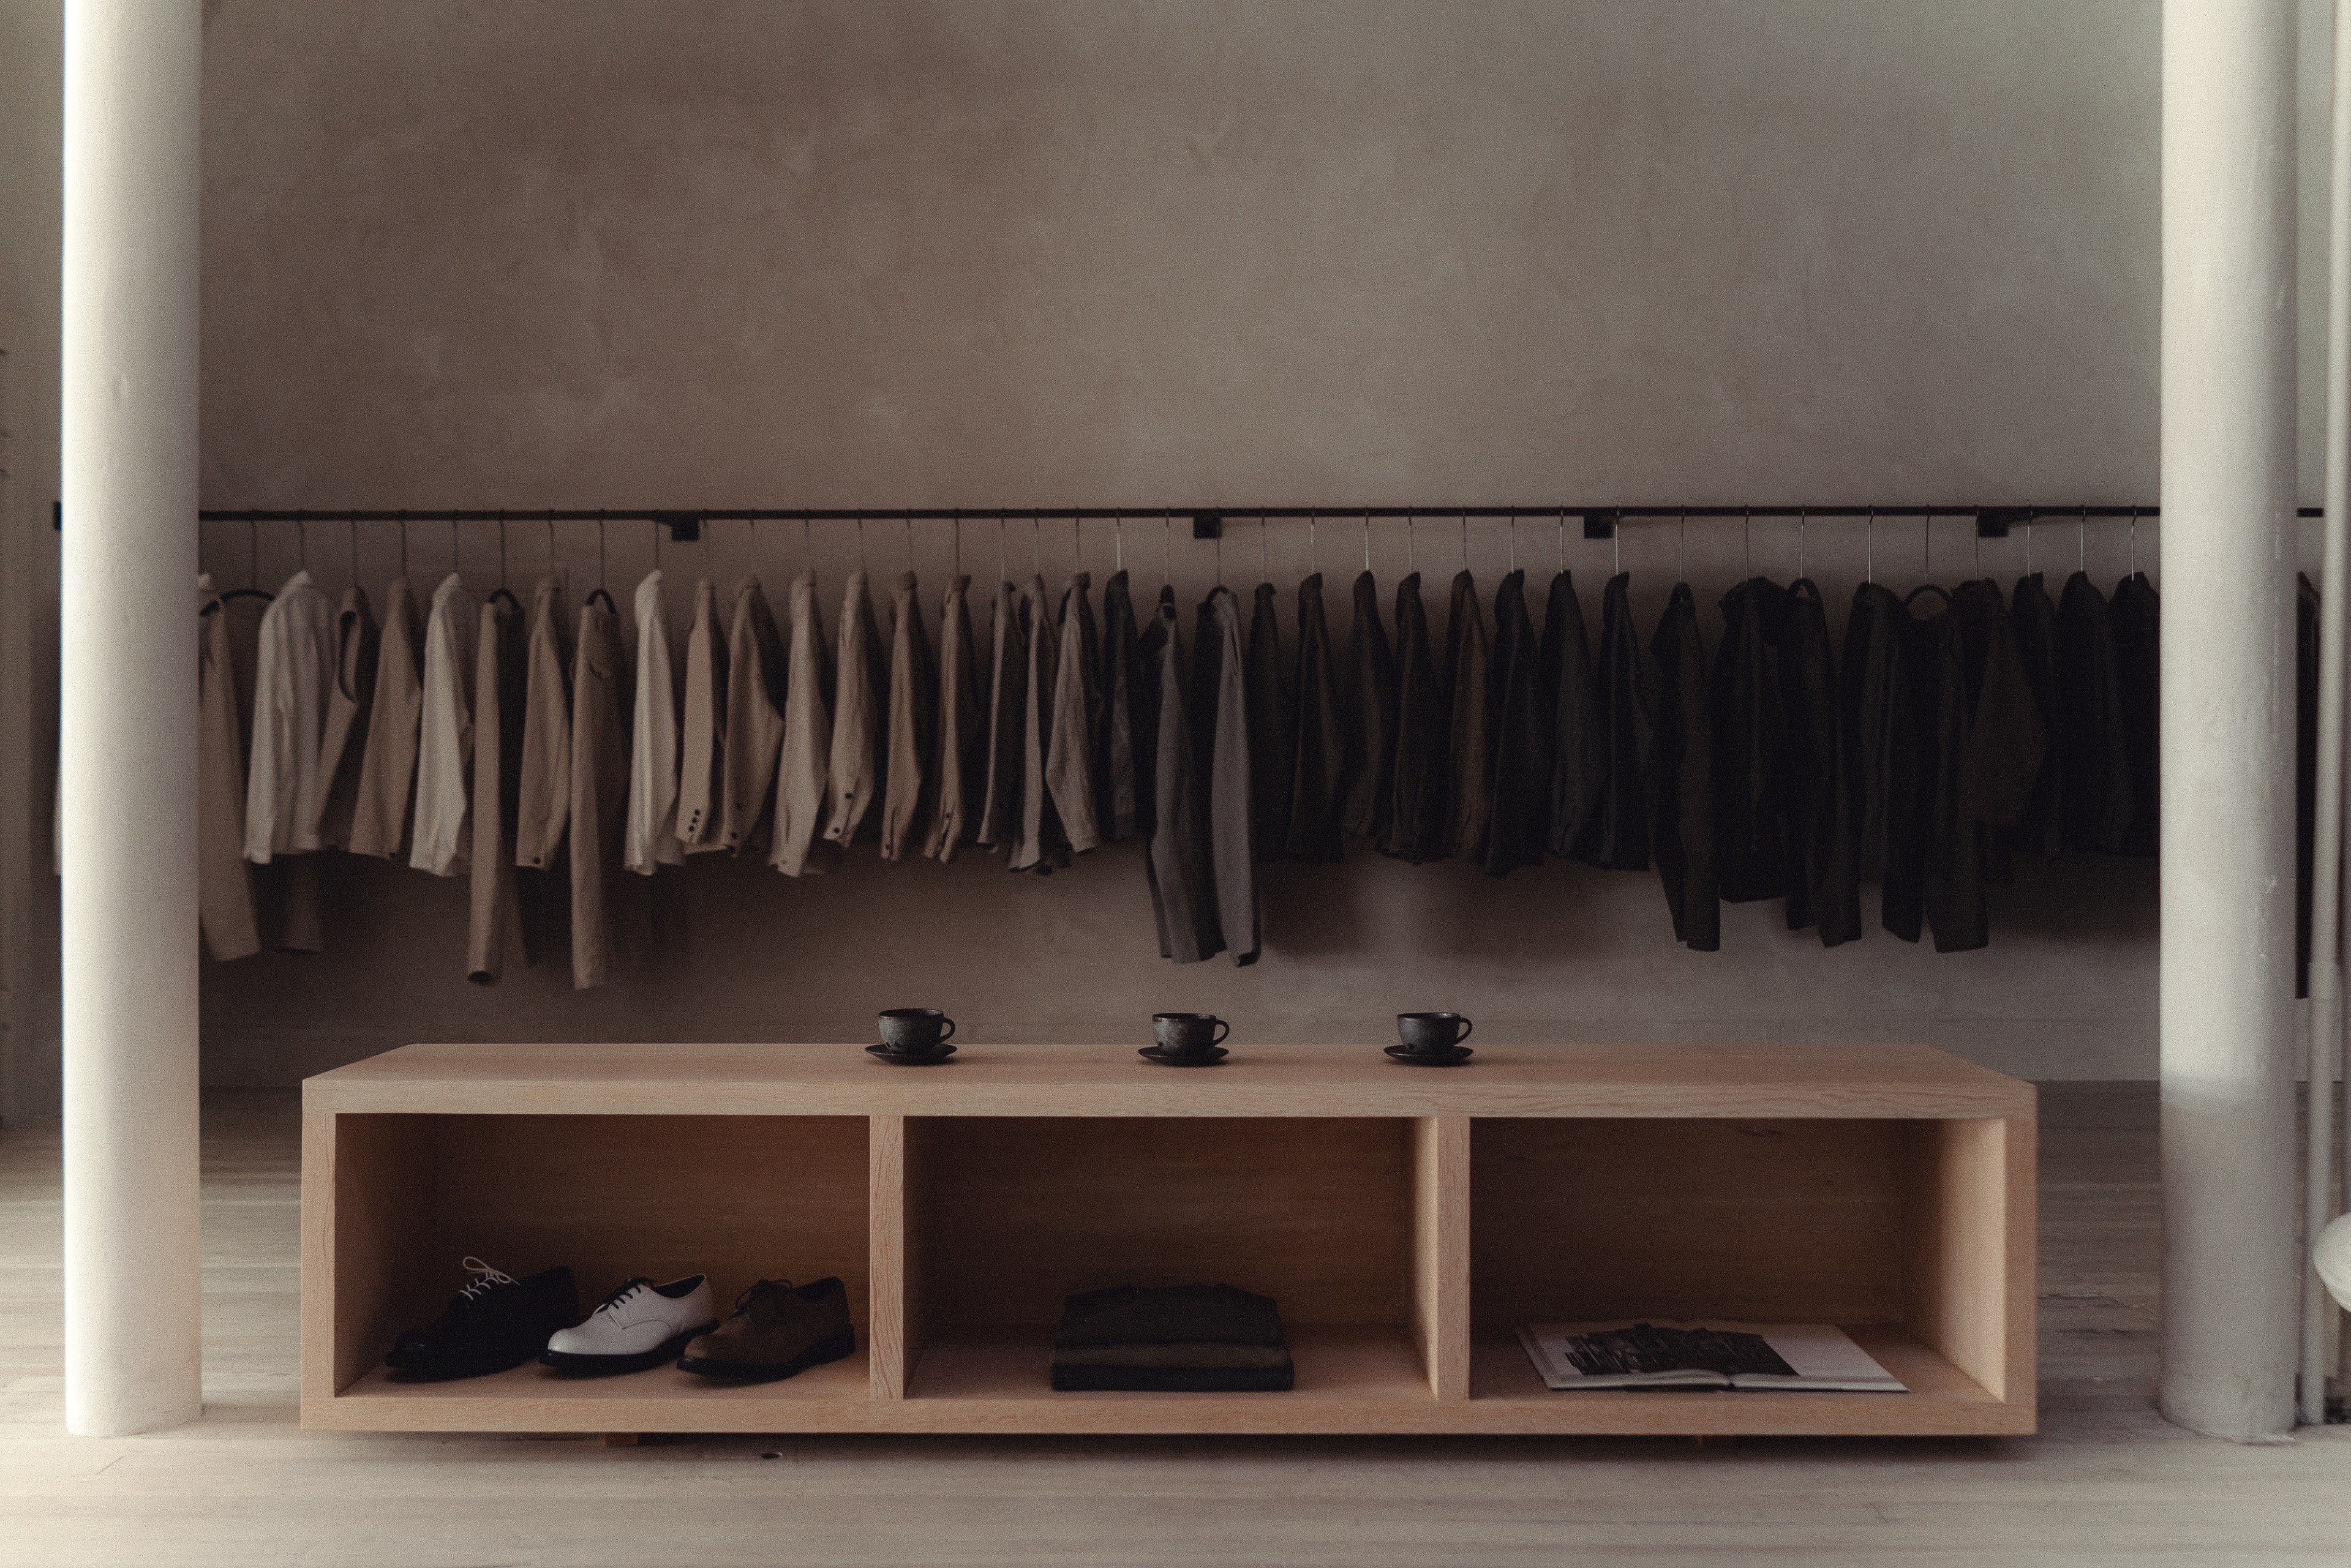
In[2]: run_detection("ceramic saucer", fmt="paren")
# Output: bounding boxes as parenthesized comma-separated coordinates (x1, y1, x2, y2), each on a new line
(867, 1043, 956, 1066)
(1383, 1045, 1472, 1067)
(1138, 1045, 1228, 1067)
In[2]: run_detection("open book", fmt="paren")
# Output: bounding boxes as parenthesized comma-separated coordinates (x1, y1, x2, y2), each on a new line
(1514, 1321, 1908, 1392)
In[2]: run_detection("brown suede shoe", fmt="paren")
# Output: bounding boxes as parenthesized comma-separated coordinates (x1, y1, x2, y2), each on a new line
(676, 1278, 855, 1382)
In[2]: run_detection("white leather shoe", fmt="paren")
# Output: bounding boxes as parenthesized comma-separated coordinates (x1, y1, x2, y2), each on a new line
(541, 1274, 718, 1373)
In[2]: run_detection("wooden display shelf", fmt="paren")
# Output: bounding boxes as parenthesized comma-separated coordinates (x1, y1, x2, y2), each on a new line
(301, 1043, 2034, 1438)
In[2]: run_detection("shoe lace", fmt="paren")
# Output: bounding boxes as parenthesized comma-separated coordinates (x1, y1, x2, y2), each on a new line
(597, 1276, 654, 1316)
(457, 1257, 516, 1305)
(732, 1279, 791, 1316)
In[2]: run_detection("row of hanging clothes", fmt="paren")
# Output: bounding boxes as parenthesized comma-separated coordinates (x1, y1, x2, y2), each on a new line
(192, 511, 2309, 983)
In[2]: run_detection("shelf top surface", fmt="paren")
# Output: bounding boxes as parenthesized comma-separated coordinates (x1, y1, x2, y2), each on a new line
(304, 1042, 2033, 1119)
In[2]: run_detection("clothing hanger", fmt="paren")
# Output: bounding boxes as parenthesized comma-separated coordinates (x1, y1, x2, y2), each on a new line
(1557, 510, 1567, 574)
(1307, 511, 1317, 576)
(223, 517, 274, 602)
(449, 512, 461, 583)
(489, 512, 519, 611)
(348, 517, 360, 588)
(1458, 511, 1469, 574)
(805, 517, 816, 587)
(2129, 508, 2139, 577)
(1161, 509, 1172, 587)
(1260, 513, 1270, 584)
(1364, 513, 1374, 574)
(1406, 512, 1416, 574)
(595, 511, 608, 599)
(1507, 513, 1516, 573)
(1742, 507, 1751, 580)
(295, 511, 308, 574)
(907, 513, 917, 576)
(998, 514, 1008, 583)
(1113, 512, 1123, 575)
(2025, 511, 2034, 578)
(950, 508, 961, 579)
(1866, 508, 1875, 585)
(1923, 510, 1932, 580)
(2078, 506, 2088, 574)
(1070, 512, 1080, 577)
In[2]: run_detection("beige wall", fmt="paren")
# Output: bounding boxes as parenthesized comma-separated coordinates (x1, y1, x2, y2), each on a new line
(0, 0, 62, 1125)
(192, 0, 2258, 1082)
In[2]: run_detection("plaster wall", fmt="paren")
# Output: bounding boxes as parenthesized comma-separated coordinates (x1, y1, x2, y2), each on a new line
(189, 0, 2308, 1082)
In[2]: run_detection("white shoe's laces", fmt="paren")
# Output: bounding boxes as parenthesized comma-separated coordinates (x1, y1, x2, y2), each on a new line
(457, 1256, 516, 1303)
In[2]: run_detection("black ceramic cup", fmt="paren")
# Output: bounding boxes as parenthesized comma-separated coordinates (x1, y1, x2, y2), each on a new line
(1396, 1012, 1473, 1055)
(878, 1008, 957, 1054)
(1152, 1012, 1231, 1056)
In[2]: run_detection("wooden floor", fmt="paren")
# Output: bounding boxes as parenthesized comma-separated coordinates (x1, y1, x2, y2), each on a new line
(2, 1086, 2344, 1567)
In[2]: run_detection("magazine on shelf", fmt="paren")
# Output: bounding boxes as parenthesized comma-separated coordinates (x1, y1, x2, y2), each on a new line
(1513, 1321, 1908, 1393)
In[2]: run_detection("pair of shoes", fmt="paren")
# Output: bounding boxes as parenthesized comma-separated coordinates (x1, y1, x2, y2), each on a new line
(677, 1278, 857, 1383)
(542, 1274, 721, 1374)
(383, 1258, 578, 1381)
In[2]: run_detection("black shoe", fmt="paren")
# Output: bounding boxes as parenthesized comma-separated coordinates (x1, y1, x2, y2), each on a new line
(383, 1257, 578, 1381)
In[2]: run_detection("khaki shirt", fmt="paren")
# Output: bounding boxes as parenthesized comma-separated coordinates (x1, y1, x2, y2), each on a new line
(347, 577, 424, 860)
(770, 571, 841, 876)
(878, 572, 936, 861)
(676, 577, 729, 853)
(514, 576, 572, 869)
(824, 568, 888, 847)
(1010, 574, 1068, 873)
(308, 585, 377, 852)
(925, 574, 980, 862)
(1045, 571, 1102, 854)
(624, 570, 684, 874)
(244, 570, 337, 863)
(975, 580, 1026, 851)
(410, 572, 478, 877)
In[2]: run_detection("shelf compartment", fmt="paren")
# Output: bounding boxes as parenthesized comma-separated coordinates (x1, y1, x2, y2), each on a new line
(1469, 1114, 2033, 1427)
(897, 1115, 1431, 1401)
(312, 1346, 875, 1433)
(307, 1111, 870, 1420)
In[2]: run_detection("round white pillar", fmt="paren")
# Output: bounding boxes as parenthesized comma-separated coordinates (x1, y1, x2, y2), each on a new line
(2159, 0, 2301, 1442)
(59, 0, 203, 1437)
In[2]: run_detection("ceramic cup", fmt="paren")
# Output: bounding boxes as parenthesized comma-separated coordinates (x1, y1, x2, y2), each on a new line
(878, 1008, 957, 1054)
(1151, 1012, 1231, 1057)
(1396, 1011, 1474, 1055)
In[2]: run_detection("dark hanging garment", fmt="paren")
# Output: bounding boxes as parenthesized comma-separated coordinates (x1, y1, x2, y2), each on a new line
(1010, 575, 1070, 873)
(1244, 582, 1293, 864)
(2112, 572, 2161, 858)
(1876, 587, 1950, 943)
(1712, 578, 1791, 904)
(1648, 583, 1718, 950)
(2002, 573, 2064, 859)
(1584, 572, 1652, 871)
(1097, 569, 1142, 843)
(1543, 570, 1604, 861)
(1138, 588, 1217, 962)
(1382, 572, 1449, 864)
(1919, 580, 2049, 953)
(976, 580, 1028, 853)
(1339, 569, 1397, 844)
(1196, 585, 1260, 964)
(2054, 571, 2131, 853)
(2298, 573, 2320, 998)
(1443, 569, 1494, 863)
(1484, 569, 1552, 877)
(1776, 579, 1858, 945)
(1284, 573, 1347, 863)
(1842, 582, 1911, 883)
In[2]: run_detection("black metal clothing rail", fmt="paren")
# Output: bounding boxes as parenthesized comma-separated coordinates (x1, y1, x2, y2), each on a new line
(190, 502, 2316, 543)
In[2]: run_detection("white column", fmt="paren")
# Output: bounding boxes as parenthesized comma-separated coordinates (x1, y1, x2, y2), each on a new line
(60, 0, 203, 1438)
(2159, 0, 2300, 1442)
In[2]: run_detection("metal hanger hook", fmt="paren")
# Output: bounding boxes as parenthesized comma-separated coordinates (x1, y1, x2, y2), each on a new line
(2078, 505, 2086, 574)
(1865, 508, 1875, 585)
(1307, 511, 1317, 576)
(397, 511, 408, 580)
(1259, 512, 1269, 583)
(2129, 507, 2138, 576)
(1459, 511, 1468, 572)
(1742, 508, 1751, 580)
(1162, 509, 1172, 585)
(295, 510, 307, 571)
(497, 511, 508, 588)
(1797, 508, 1806, 581)
(1363, 513, 1372, 572)
(348, 517, 360, 585)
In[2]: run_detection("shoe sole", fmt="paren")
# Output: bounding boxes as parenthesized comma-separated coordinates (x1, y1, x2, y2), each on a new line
(539, 1321, 718, 1376)
(677, 1327, 858, 1384)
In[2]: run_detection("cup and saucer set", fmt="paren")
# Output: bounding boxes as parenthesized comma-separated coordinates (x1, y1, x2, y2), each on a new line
(867, 1008, 957, 1065)
(1385, 1011, 1474, 1067)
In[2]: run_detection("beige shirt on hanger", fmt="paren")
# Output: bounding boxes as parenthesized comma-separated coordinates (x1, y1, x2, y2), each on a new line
(675, 577, 729, 853)
(306, 585, 377, 851)
(1010, 573, 1068, 872)
(243, 569, 337, 863)
(467, 593, 529, 983)
(198, 576, 261, 962)
(925, 573, 980, 862)
(570, 595, 628, 989)
(410, 572, 478, 876)
(1046, 571, 1102, 854)
(514, 574, 572, 871)
(625, 569, 685, 874)
(347, 577, 424, 859)
(878, 571, 936, 861)
(720, 576, 785, 853)
(771, 569, 840, 876)
(824, 566, 888, 847)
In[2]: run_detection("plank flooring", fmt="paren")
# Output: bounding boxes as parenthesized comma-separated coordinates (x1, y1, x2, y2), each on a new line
(2, 1084, 2345, 1567)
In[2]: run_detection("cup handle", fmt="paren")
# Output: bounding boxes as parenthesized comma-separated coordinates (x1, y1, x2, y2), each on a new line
(1453, 1018, 1473, 1046)
(938, 1016, 957, 1045)
(1211, 1019, 1231, 1047)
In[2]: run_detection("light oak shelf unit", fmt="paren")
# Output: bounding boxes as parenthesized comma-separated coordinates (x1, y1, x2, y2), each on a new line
(302, 1043, 2034, 1437)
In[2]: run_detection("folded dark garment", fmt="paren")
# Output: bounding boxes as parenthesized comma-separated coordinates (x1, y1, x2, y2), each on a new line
(1050, 1340, 1293, 1370)
(1053, 1284, 1286, 1349)
(1050, 1362, 1295, 1393)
